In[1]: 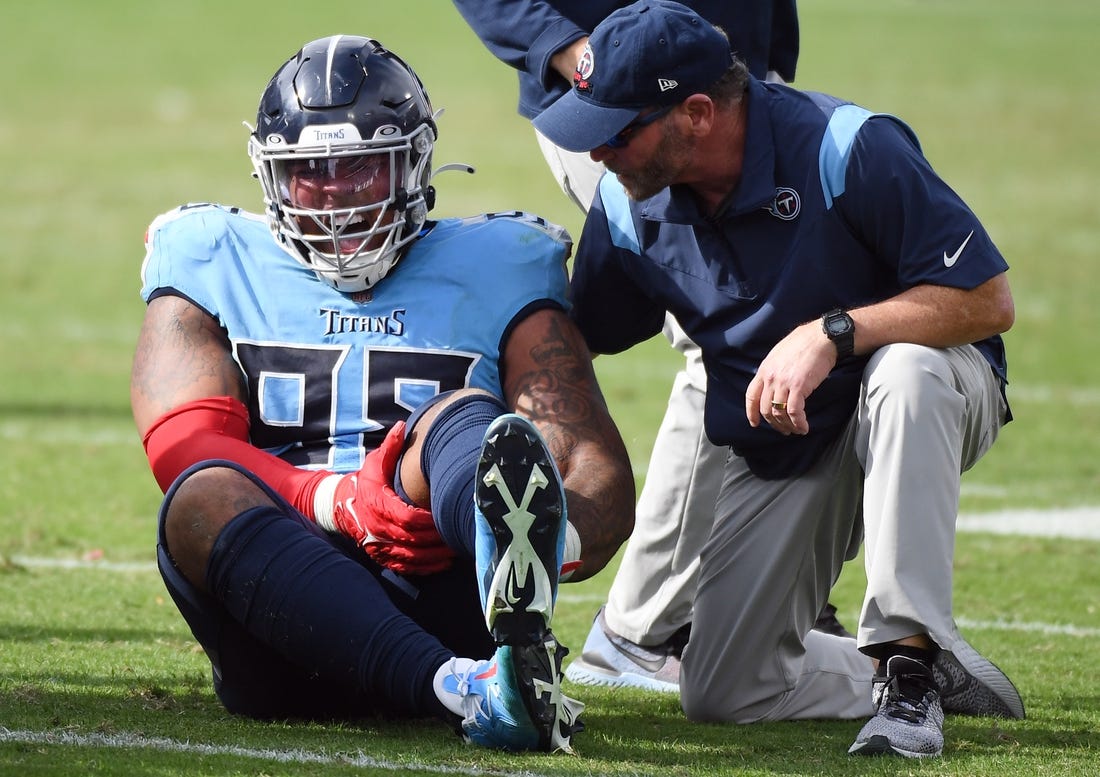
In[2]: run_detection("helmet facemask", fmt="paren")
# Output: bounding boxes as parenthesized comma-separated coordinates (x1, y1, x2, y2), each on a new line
(250, 122, 434, 291)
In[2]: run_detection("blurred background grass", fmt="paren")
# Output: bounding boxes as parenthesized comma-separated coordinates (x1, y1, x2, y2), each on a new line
(1, 0, 1097, 555)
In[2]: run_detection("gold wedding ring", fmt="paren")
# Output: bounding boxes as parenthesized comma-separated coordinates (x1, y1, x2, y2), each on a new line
(771, 401, 787, 410)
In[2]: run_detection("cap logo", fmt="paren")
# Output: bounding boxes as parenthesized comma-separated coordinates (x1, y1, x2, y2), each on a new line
(658, 78, 678, 92)
(573, 45, 595, 93)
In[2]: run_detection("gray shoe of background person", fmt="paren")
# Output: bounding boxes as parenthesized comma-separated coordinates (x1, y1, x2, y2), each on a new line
(564, 607, 683, 692)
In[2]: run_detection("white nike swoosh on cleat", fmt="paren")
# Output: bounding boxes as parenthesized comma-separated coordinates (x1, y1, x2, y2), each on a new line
(943, 230, 974, 268)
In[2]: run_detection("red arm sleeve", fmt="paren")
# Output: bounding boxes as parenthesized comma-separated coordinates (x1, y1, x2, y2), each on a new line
(140, 396, 327, 516)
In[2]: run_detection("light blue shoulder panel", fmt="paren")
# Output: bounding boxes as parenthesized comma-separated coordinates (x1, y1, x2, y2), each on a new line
(818, 104, 873, 210)
(599, 174, 641, 255)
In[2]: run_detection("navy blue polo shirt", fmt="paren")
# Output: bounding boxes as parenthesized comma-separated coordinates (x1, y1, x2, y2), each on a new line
(570, 78, 1009, 479)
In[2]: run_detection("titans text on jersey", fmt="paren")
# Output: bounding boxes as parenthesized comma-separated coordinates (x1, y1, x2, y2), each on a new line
(320, 307, 407, 336)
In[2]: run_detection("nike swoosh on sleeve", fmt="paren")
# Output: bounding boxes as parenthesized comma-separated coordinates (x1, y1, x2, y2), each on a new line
(943, 230, 975, 268)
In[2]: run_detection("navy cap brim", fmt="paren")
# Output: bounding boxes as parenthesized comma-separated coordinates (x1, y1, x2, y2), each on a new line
(533, 89, 642, 153)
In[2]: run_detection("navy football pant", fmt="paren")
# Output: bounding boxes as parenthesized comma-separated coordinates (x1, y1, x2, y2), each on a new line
(157, 459, 493, 720)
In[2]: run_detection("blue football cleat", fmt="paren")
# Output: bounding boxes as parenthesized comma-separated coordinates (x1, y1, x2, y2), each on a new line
(438, 643, 584, 753)
(468, 413, 582, 751)
(474, 413, 567, 644)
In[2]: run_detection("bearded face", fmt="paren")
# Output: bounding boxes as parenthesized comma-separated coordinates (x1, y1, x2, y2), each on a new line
(606, 118, 696, 201)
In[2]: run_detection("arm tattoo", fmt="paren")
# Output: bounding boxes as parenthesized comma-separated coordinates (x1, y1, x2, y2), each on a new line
(132, 300, 243, 417)
(506, 314, 596, 461)
(505, 312, 635, 578)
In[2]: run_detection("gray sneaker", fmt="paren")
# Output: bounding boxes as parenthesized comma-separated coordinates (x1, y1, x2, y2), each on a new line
(563, 608, 681, 693)
(849, 655, 945, 758)
(933, 640, 1025, 719)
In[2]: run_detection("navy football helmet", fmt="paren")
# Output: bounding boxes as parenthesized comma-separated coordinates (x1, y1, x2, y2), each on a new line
(248, 36, 437, 291)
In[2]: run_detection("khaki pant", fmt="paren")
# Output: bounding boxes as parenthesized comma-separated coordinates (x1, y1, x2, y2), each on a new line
(681, 343, 1007, 722)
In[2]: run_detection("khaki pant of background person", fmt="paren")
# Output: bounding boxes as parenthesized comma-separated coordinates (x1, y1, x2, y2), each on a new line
(536, 129, 727, 646)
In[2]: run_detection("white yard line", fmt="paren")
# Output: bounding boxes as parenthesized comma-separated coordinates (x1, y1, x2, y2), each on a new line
(956, 506, 1100, 539)
(8, 557, 153, 572)
(1008, 383, 1100, 406)
(0, 727, 531, 776)
(954, 617, 1100, 639)
(0, 422, 136, 446)
(10, 506, 1098, 576)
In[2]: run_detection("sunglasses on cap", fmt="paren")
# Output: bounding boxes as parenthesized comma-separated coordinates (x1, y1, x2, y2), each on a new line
(604, 104, 675, 148)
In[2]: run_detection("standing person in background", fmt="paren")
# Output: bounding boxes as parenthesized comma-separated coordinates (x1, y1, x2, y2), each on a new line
(454, 0, 797, 213)
(131, 34, 636, 753)
(534, 0, 1024, 757)
(452, 0, 849, 695)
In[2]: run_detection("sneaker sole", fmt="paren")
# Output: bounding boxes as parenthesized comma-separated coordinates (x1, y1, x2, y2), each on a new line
(848, 734, 942, 758)
(475, 414, 565, 646)
(564, 656, 679, 693)
(934, 640, 1025, 719)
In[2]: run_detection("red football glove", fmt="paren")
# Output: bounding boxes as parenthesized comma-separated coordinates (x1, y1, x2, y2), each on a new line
(316, 421, 456, 575)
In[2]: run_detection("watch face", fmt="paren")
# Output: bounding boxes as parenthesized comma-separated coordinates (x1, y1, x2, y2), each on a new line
(826, 315, 851, 336)
(823, 310, 854, 359)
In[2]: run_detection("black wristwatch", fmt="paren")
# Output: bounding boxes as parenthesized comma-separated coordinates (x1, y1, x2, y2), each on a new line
(821, 308, 855, 361)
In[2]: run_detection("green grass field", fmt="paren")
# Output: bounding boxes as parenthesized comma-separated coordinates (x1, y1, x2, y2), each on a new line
(1, 1, 1098, 774)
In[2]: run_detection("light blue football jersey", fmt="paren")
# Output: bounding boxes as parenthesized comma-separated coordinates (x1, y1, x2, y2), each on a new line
(141, 204, 571, 472)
